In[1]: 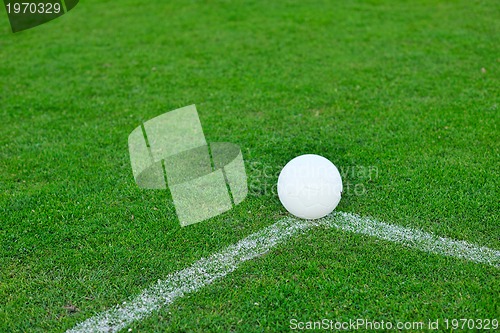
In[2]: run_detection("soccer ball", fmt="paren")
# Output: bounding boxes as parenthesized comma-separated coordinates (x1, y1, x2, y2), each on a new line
(277, 154, 342, 219)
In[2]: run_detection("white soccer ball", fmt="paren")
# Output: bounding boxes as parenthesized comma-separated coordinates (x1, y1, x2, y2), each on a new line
(277, 154, 342, 219)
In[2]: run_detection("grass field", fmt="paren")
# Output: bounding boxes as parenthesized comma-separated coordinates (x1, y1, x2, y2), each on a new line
(1, 0, 499, 332)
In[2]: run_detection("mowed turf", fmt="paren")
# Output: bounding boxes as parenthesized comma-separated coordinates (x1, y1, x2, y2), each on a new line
(0, 0, 499, 331)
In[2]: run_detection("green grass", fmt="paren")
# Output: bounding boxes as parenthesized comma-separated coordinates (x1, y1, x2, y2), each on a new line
(1, 0, 499, 331)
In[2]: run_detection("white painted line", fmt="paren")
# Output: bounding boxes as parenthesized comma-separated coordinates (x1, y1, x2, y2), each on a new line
(67, 217, 313, 333)
(67, 212, 500, 333)
(325, 212, 500, 268)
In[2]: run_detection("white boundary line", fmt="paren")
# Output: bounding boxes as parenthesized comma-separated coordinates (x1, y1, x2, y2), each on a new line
(67, 212, 500, 333)
(326, 212, 500, 268)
